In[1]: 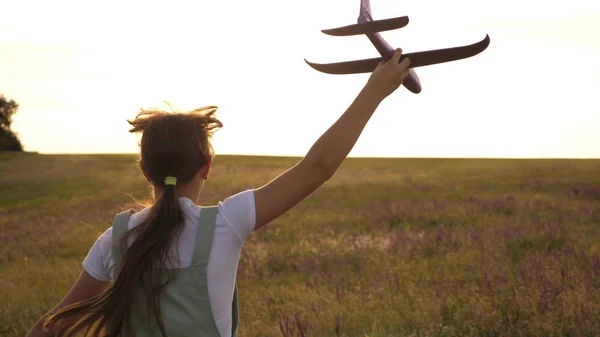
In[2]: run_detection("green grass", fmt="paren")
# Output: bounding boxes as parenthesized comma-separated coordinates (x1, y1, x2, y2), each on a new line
(1, 152, 600, 336)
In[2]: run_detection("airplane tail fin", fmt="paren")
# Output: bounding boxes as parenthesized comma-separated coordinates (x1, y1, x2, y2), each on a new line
(360, 0, 373, 19)
(322, 16, 409, 36)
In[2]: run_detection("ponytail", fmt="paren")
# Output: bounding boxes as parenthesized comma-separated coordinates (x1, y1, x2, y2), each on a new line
(44, 177, 185, 337)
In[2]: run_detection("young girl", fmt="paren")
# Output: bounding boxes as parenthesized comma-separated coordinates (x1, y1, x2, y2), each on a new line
(26, 49, 411, 337)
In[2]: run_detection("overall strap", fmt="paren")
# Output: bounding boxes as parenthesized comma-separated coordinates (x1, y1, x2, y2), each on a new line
(111, 209, 134, 279)
(231, 285, 239, 337)
(192, 206, 218, 265)
(192, 206, 240, 337)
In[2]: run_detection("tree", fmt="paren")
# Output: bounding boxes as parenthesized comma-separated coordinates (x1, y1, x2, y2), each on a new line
(0, 94, 23, 151)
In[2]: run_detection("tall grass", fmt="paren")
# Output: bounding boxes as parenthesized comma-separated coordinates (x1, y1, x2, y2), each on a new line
(1, 153, 599, 336)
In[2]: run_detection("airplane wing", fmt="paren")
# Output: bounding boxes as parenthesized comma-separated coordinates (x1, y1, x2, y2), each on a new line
(406, 34, 491, 68)
(321, 16, 409, 36)
(305, 57, 382, 74)
(305, 34, 490, 74)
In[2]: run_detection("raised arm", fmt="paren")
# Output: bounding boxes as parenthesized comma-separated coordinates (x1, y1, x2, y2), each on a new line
(253, 49, 411, 230)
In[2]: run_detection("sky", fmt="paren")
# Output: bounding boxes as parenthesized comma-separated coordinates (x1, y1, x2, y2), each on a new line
(2, 0, 599, 158)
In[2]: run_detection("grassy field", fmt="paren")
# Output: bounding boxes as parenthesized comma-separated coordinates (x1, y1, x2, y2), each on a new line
(1, 152, 599, 337)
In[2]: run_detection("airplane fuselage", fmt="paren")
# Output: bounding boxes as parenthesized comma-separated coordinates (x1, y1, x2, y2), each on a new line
(358, 0, 422, 93)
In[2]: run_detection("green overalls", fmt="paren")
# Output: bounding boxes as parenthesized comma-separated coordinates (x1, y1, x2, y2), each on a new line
(111, 206, 239, 337)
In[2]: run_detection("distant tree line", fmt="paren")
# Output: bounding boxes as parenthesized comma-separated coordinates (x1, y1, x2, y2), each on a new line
(0, 94, 23, 151)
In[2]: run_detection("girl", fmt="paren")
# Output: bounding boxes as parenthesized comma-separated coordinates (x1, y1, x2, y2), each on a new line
(26, 49, 411, 337)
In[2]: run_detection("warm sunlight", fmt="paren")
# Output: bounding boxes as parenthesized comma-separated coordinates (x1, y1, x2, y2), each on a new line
(2, 0, 599, 157)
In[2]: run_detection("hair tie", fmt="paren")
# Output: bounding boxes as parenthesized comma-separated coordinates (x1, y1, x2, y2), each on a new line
(164, 176, 177, 186)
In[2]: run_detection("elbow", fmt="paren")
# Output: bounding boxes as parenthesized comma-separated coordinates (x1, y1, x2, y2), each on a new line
(300, 156, 336, 183)
(314, 158, 337, 182)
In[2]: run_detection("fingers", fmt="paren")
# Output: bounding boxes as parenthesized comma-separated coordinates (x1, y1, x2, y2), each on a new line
(372, 48, 411, 87)
(390, 48, 411, 73)
(397, 56, 411, 71)
(390, 48, 403, 64)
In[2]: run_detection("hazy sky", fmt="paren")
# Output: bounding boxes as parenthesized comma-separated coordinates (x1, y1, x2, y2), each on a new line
(2, 0, 599, 157)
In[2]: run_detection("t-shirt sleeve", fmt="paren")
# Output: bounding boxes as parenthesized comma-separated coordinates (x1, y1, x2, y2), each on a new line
(218, 189, 256, 244)
(82, 227, 113, 282)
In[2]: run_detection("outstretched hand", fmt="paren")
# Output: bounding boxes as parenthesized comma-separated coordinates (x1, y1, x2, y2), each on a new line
(365, 48, 411, 101)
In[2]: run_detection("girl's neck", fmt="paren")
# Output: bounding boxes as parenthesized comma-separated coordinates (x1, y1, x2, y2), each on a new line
(153, 182, 204, 205)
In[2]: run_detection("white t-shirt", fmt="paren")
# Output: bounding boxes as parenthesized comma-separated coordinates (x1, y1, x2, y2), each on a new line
(82, 189, 256, 337)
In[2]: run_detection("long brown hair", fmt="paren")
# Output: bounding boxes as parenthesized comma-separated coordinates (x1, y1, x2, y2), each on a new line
(44, 105, 223, 337)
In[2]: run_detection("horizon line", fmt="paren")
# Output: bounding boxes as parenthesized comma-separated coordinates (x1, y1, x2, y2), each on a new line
(8, 152, 600, 160)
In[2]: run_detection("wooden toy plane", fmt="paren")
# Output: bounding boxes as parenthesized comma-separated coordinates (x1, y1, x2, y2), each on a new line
(304, 0, 491, 93)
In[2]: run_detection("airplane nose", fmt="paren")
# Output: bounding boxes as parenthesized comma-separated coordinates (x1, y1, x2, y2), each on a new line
(403, 69, 422, 93)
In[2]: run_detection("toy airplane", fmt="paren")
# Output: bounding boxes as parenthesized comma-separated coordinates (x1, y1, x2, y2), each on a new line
(304, 0, 490, 93)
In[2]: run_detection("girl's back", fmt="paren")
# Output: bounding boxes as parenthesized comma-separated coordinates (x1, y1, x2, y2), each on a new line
(83, 193, 255, 337)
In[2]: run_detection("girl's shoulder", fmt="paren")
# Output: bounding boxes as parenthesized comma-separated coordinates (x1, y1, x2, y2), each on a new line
(95, 207, 151, 246)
